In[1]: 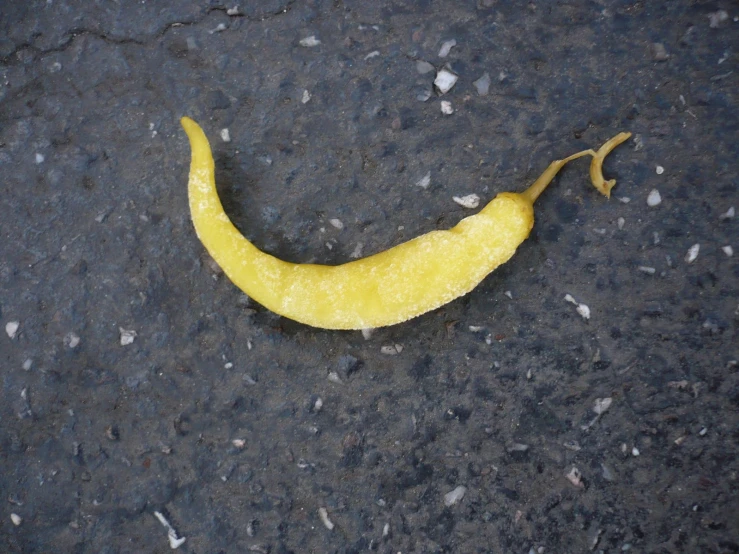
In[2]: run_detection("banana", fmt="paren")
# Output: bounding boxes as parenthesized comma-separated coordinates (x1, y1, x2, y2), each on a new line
(181, 117, 629, 330)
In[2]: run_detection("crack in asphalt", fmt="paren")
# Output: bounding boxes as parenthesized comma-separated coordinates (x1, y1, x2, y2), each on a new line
(206, 1, 297, 22)
(0, 1, 297, 65)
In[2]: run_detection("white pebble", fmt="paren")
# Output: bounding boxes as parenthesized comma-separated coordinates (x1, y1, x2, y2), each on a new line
(699, 427, 708, 436)
(318, 507, 335, 530)
(415, 171, 431, 189)
(631, 447, 640, 456)
(593, 397, 612, 415)
(618, 196, 631, 203)
(23, 358, 33, 371)
(119, 327, 137, 346)
(302, 90, 311, 103)
(35, 153, 45, 164)
(576, 304, 591, 320)
(722, 245, 733, 256)
(5, 320, 20, 339)
(383, 522, 390, 536)
(350, 242, 364, 259)
(299, 36, 321, 47)
(364, 50, 380, 60)
(327, 371, 343, 384)
(232, 438, 246, 448)
(438, 39, 457, 58)
(329, 218, 343, 229)
(226, 6, 240, 15)
(65, 332, 80, 349)
(685, 243, 700, 263)
(647, 189, 662, 207)
(380, 344, 403, 355)
(224, 362, 233, 369)
(504, 290, 513, 299)
(218, 128, 230, 142)
(655, 165, 664, 175)
(443, 485, 467, 506)
(566, 467, 583, 488)
(361, 328, 374, 340)
(708, 9, 728, 28)
(153, 511, 186, 549)
(453, 194, 480, 209)
(11, 513, 22, 526)
(440, 100, 454, 115)
(617, 217, 625, 230)
(565, 294, 590, 319)
(719, 206, 735, 220)
(434, 68, 458, 94)
(638, 266, 656, 275)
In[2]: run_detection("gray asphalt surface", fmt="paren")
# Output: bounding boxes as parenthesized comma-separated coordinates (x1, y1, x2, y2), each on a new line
(1, 2, 738, 553)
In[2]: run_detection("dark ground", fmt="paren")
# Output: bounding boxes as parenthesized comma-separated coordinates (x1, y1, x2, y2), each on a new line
(1, 1, 738, 553)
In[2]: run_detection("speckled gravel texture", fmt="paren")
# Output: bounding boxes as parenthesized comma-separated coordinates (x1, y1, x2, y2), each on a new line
(1, 2, 738, 553)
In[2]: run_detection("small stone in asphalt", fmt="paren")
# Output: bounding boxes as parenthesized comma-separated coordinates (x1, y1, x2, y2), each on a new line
(473, 72, 491, 95)
(438, 39, 457, 58)
(5, 320, 19, 339)
(685, 243, 700, 263)
(453, 194, 480, 209)
(318, 507, 334, 530)
(650, 43, 669, 61)
(444, 485, 467, 506)
(300, 36, 321, 47)
(65, 332, 80, 348)
(647, 189, 662, 207)
(434, 68, 458, 94)
(415, 172, 431, 189)
(416, 60, 435, 74)
(119, 327, 137, 346)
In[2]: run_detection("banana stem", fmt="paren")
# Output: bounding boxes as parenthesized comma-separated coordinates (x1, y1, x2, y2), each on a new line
(522, 132, 632, 204)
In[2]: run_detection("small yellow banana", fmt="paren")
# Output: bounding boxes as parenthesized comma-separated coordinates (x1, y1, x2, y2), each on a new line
(181, 117, 629, 330)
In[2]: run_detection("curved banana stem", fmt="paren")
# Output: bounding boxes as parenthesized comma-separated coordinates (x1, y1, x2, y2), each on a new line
(522, 132, 631, 203)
